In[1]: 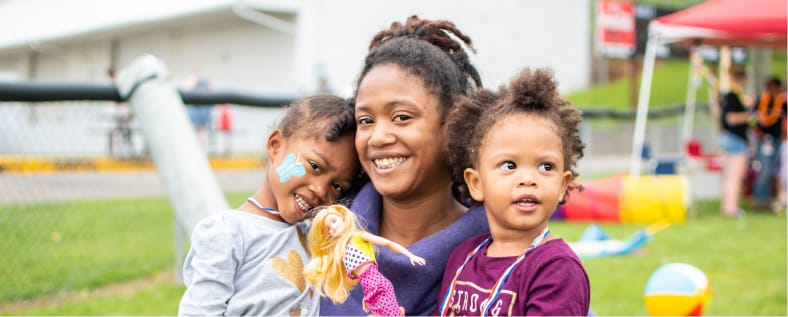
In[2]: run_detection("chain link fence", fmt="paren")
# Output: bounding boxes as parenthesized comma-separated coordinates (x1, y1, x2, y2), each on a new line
(0, 87, 721, 309)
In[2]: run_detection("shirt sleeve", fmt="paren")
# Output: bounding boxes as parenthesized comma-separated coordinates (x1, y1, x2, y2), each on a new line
(524, 256, 591, 316)
(178, 214, 242, 316)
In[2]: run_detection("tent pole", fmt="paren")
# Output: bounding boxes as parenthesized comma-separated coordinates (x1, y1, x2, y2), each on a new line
(629, 34, 658, 178)
(681, 47, 700, 152)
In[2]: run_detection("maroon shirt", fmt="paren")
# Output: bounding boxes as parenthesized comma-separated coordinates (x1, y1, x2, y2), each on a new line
(434, 234, 590, 316)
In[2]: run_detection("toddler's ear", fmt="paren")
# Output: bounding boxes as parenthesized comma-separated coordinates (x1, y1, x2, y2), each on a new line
(464, 167, 484, 202)
(266, 129, 285, 160)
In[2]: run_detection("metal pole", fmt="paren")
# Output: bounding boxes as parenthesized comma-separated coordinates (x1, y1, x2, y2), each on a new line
(681, 47, 700, 151)
(116, 54, 229, 236)
(629, 34, 658, 178)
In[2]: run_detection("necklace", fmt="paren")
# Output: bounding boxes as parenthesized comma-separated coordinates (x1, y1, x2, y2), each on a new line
(757, 92, 784, 127)
(438, 227, 551, 317)
(246, 197, 281, 218)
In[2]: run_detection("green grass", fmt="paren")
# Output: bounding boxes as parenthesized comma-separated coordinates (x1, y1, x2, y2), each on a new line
(0, 192, 250, 306)
(552, 200, 787, 316)
(1, 193, 785, 315)
(567, 53, 788, 110)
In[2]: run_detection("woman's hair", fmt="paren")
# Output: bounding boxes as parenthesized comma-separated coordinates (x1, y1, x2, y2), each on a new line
(303, 205, 359, 303)
(355, 15, 483, 120)
(277, 94, 355, 142)
(447, 67, 586, 204)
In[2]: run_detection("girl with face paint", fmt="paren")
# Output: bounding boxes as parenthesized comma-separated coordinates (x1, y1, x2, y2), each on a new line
(179, 95, 360, 316)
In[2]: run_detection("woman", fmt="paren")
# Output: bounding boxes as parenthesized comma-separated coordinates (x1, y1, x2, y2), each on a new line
(718, 65, 752, 217)
(320, 16, 489, 316)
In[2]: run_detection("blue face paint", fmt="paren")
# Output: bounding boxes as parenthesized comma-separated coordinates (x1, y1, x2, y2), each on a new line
(276, 153, 306, 183)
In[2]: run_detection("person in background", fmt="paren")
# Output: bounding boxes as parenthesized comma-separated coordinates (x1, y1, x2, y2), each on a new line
(178, 95, 359, 316)
(319, 15, 489, 316)
(718, 65, 752, 217)
(106, 67, 135, 158)
(182, 69, 215, 152)
(751, 76, 786, 211)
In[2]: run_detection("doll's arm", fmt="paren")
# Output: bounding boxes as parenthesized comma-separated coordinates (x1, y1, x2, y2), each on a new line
(360, 232, 426, 266)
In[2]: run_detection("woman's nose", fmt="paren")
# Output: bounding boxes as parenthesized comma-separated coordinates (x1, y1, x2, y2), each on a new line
(368, 122, 395, 147)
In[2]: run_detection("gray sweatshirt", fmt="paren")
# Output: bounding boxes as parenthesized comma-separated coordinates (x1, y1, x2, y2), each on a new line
(178, 210, 318, 316)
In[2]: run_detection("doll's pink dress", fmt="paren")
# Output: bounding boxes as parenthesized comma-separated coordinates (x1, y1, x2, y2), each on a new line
(343, 232, 401, 316)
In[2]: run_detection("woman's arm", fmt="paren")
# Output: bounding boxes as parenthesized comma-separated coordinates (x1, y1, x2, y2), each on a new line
(360, 232, 426, 266)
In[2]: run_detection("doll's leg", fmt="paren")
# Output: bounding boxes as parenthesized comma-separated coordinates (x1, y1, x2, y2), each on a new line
(357, 264, 401, 316)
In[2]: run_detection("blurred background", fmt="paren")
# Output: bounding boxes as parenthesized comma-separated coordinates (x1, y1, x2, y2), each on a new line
(0, 0, 785, 315)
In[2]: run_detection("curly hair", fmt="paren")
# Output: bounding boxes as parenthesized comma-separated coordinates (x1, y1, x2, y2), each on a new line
(354, 15, 483, 120)
(277, 94, 355, 142)
(447, 67, 586, 204)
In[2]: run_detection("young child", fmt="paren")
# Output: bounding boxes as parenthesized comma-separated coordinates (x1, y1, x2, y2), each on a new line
(178, 95, 360, 316)
(303, 204, 426, 317)
(436, 68, 590, 316)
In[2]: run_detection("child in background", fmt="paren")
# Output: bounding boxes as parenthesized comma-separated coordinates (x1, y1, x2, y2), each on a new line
(178, 95, 360, 316)
(304, 205, 426, 316)
(436, 68, 590, 316)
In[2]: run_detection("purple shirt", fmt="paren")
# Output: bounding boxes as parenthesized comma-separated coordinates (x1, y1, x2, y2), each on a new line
(320, 182, 490, 316)
(434, 234, 590, 317)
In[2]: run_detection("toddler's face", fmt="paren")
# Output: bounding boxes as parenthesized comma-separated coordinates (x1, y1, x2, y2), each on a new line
(269, 133, 358, 224)
(464, 114, 572, 237)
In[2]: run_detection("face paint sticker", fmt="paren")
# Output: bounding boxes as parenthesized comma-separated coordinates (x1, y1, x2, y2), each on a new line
(276, 153, 306, 183)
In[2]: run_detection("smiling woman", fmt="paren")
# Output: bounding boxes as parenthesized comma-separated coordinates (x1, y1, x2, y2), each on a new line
(318, 15, 489, 316)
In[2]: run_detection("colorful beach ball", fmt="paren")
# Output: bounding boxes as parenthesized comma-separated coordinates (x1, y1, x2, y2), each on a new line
(644, 263, 711, 316)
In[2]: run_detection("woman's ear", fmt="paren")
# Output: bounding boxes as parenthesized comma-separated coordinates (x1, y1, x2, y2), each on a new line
(266, 129, 285, 162)
(464, 167, 483, 202)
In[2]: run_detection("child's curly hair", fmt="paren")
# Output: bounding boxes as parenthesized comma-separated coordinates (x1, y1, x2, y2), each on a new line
(447, 67, 586, 204)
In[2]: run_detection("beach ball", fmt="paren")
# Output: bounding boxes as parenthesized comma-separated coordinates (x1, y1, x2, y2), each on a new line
(644, 263, 711, 316)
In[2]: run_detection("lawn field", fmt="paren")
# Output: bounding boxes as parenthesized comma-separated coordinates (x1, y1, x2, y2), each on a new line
(0, 193, 785, 316)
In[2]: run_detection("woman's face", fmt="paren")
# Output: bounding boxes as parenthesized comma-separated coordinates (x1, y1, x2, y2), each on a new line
(354, 64, 450, 200)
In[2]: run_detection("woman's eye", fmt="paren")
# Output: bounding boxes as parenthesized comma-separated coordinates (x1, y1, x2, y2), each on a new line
(357, 117, 373, 126)
(309, 161, 321, 172)
(538, 163, 554, 172)
(332, 183, 345, 193)
(499, 161, 516, 171)
(392, 114, 411, 122)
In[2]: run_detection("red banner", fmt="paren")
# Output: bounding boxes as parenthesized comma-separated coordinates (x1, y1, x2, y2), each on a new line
(596, 0, 636, 58)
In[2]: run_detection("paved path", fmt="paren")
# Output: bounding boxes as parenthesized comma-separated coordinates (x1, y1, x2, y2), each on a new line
(0, 154, 634, 204)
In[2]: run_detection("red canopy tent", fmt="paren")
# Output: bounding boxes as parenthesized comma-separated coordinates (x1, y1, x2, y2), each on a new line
(629, 0, 787, 176)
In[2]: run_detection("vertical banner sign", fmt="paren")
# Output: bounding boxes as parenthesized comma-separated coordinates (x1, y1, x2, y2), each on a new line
(597, 0, 636, 58)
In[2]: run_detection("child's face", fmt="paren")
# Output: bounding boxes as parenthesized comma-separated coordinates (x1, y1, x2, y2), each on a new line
(267, 131, 358, 224)
(323, 212, 346, 237)
(464, 114, 572, 238)
(354, 64, 449, 199)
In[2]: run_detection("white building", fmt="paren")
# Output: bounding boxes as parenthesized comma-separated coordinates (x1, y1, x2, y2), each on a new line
(0, 0, 592, 155)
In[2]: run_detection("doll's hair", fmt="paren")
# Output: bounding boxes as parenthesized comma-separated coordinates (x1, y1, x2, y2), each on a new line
(277, 94, 355, 142)
(447, 67, 586, 204)
(303, 205, 361, 303)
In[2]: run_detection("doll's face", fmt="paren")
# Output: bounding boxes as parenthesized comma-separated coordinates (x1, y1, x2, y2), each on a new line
(324, 213, 346, 237)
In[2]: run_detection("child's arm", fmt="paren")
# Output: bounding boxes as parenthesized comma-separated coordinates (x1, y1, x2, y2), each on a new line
(178, 216, 239, 316)
(359, 232, 426, 266)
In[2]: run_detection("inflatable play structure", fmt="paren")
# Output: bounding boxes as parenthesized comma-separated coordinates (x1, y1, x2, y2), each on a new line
(568, 222, 669, 259)
(554, 174, 690, 224)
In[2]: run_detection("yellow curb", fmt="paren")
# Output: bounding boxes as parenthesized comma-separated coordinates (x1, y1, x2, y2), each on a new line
(0, 156, 265, 173)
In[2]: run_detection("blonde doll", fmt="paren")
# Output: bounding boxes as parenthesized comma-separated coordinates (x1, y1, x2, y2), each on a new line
(304, 205, 426, 316)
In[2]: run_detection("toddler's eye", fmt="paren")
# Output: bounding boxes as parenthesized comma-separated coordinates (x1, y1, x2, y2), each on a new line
(499, 161, 516, 171)
(332, 183, 345, 193)
(538, 163, 554, 172)
(308, 161, 321, 173)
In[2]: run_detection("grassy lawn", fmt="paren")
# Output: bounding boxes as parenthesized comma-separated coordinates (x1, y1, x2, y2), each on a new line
(1, 191, 785, 315)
